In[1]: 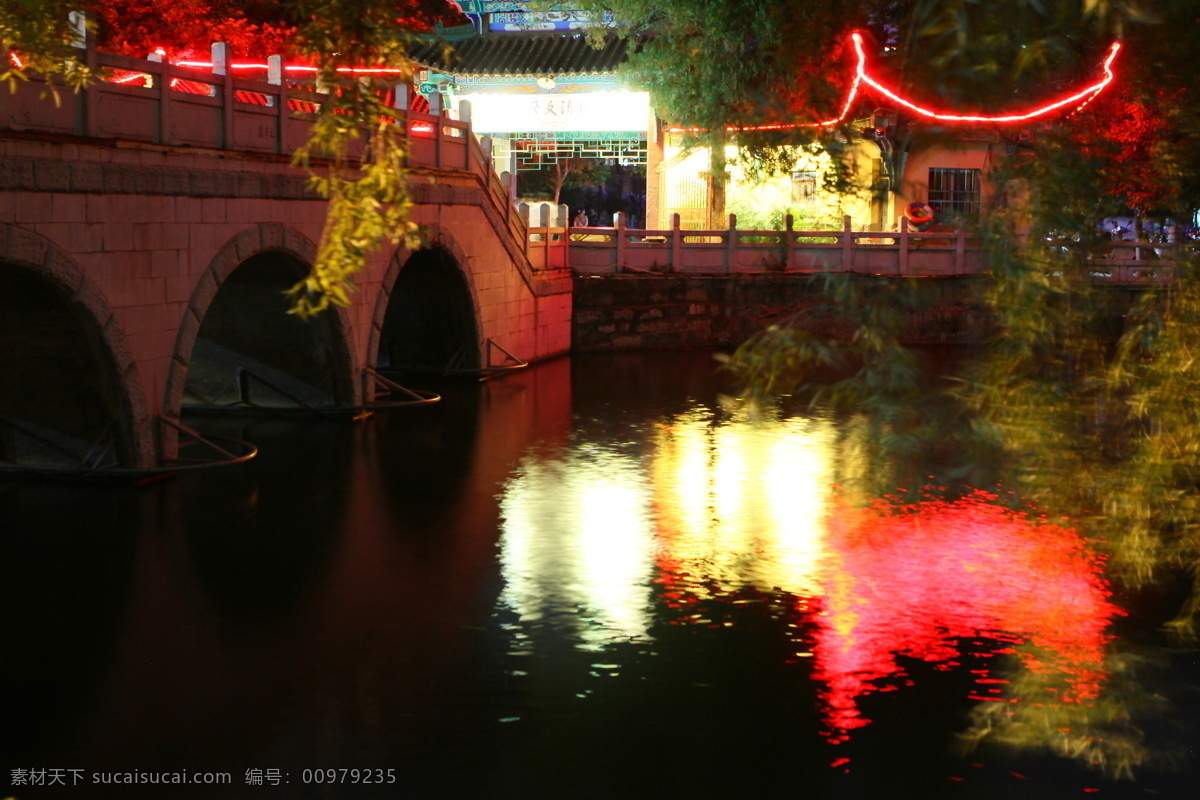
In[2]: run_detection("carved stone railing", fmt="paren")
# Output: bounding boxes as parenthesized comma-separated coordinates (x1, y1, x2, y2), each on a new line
(2, 46, 466, 159)
(563, 213, 1190, 284)
(0, 37, 541, 277)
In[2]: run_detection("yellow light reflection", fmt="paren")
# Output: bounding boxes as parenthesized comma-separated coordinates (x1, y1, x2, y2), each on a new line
(652, 408, 836, 598)
(755, 418, 838, 595)
(651, 412, 712, 566)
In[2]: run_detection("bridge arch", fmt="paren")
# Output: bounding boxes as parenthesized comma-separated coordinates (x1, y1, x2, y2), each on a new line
(165, 224, 357, 417)
(370, 224, 483, 376)
(0, 225, 153, 468)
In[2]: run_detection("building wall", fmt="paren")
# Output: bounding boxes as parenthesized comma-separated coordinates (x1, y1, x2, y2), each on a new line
(655, 134, 874, 231)
(651, 129, 1008, 234)
(896, 138, 997, 225)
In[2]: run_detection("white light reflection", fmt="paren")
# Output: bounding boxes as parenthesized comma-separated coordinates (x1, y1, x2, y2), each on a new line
(498, 408, 838, 649)
(499, 449, 656, 646)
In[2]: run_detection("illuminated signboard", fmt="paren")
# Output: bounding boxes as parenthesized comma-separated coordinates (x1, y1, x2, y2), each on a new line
(465, 91, 650, 135)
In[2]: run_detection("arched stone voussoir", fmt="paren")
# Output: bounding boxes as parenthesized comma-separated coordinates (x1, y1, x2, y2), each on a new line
(0, 223, 154, 468)
(232, 225, 264, 264)
(368, 222, 482, 369)
(259, 221, 289, 252)
(7, 225, 49, 271)
(101, 307, 137, 378)
(209, 224, 318, 286)
(320, 300, 360, 406)
(43, 244, 85, 294)
(423, 224, 474, 280)
(165, 223, 361, 420)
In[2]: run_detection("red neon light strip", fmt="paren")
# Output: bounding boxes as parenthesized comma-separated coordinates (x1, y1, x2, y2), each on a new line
(174, 60, 409, 75)
(669, 31, 1120, 132)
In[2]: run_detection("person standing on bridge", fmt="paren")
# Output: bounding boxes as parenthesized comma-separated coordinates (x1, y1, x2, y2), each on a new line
(573, 209, 589, 228)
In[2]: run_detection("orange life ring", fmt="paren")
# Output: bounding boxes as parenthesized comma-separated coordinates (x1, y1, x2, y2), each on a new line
(904, 202, 934, 224)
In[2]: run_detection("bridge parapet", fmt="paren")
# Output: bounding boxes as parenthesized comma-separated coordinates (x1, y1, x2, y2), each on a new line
(3, 40, 465, 164)
(1, 37, 543, 270)
(565, 212, 1190, 285)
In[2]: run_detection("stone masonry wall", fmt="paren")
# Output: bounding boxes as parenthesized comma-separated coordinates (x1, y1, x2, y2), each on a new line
(0, 133, 570, 465)
(572, 274, 992, 351)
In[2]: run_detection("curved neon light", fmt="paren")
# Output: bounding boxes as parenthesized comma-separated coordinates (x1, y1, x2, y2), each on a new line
(669, 31, 1121, 132)
(852, 32, 1121, 124)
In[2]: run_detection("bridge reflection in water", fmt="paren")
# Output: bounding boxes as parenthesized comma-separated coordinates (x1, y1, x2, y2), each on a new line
(498, 405, 1119, 752)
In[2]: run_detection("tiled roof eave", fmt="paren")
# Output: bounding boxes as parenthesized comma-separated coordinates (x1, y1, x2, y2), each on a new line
(410, 33, 628, 78)
(458, 69, 620, 79)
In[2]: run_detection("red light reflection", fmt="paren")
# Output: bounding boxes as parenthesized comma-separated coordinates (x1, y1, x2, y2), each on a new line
(651, 448, 1122, 747)
(810, 493, 1120, 742)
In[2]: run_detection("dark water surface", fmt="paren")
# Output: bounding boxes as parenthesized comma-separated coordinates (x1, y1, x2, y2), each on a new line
(5, 349, 1199, 799)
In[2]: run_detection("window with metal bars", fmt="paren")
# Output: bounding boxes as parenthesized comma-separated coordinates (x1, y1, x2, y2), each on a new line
(791, 171, 818, 206)
(928, 168, 981, 220)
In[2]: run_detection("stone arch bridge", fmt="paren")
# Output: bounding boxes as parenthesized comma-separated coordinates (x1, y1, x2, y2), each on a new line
(0, 49, 571, 473)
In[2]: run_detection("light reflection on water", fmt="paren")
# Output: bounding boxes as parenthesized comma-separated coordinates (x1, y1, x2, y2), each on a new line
(652, 409, 835, 600)
(812, 495, 1119, 743)
(10, 349, 1193, 798)
(500, 447, 657, 646)
(498, 403, 1120, 748)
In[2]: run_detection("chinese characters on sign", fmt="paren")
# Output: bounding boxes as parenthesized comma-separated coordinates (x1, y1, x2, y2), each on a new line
(529, 97, 585, 121)
(468, 91, 651, 135)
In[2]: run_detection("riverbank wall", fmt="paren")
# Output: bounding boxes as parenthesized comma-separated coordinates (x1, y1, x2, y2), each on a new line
(572, 274, 986, 351)
(571, 274, 1139, 351)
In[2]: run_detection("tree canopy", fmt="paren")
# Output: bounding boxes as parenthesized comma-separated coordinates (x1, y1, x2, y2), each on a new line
(88, 0, 295, 59)
(581, 0, 854, 138)
(81, 0, 466, 60)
